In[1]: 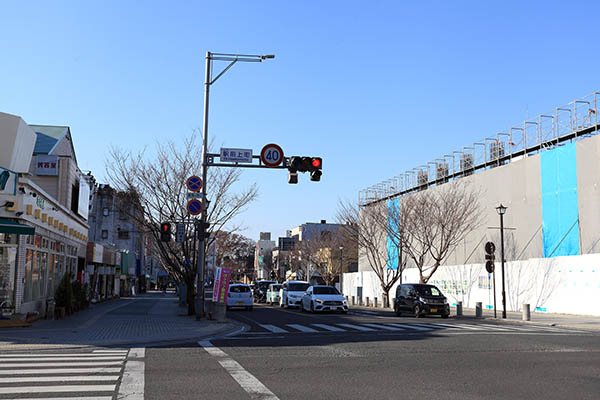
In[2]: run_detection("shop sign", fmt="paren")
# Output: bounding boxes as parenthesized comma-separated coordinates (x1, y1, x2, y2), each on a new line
(35, 155, 59, 176)
(93, 243, 103, 263)
(36, 196, 45, 209)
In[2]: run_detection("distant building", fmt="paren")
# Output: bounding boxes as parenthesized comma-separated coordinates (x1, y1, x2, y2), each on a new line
(254, 232, 275, 280)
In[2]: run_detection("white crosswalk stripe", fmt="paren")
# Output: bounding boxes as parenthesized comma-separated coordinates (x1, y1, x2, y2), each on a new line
(287, 324, 319, 333)
(248, 321, 581, 335)
(258, 324, 289, 333)
(337, 323, 377, 331)
(0, 348, 129, 398)
(361, 323, 406, 331)
(312, 324, 347, 332)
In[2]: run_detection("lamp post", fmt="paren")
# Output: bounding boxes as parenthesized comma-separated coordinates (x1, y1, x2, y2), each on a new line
(496, 204, 507, 318)
(197, 52, 275, 319)
(339, 246, 344, 292)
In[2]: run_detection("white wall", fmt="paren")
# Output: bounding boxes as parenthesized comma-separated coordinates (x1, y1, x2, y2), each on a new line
(0, 112, 35, 172)
(343, 253, 600, 316)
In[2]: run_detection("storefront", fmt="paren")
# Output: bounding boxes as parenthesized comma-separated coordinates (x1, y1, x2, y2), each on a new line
(0, 219, 35, 315)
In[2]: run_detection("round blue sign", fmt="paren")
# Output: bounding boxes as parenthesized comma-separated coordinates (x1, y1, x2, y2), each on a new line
(186, 175, 202, 192)
(187, 199, 203, 215)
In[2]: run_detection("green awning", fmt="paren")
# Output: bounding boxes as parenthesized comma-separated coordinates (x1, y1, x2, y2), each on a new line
(0, 218, 35, 235)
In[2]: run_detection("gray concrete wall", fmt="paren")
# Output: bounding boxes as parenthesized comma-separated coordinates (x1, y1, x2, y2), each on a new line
(576, 134, 600, 254)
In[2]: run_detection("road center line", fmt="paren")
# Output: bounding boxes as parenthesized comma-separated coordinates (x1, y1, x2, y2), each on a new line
(199, 340, 280, 400)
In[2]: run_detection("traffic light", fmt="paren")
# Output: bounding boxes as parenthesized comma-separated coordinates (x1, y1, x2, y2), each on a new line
(160, 222, 172, 242)
(287, 156, 322, 183)
(197, 220, 211, 241)
(310, 157, 322, 181)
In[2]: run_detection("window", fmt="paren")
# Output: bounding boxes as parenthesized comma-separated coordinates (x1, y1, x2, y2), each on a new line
(101, 230, 108, 239)
(70, 182, 80, 214)
(103, 207, 109, 217)
(118, 230, 130, 240)
(230, 285, 250, 293)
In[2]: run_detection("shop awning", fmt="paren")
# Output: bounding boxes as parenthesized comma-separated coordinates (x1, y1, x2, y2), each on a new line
(0, 218, 35, 235)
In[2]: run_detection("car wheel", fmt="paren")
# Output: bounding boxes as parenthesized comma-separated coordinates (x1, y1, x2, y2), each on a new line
(442, 313, 449, 319)
(300, 302, 305, 312)
(414, 304, 422, 318)
(310, 301, 315, 313)
(249, 306, 253, 311)
(394, 305, 402, 317)
(285, 299, 289, 309)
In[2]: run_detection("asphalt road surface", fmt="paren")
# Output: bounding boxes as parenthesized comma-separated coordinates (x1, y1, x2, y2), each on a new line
(143, 304, 600, 400)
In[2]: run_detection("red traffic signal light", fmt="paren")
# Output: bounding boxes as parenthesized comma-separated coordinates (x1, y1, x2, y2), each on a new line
(160, 222, 172, 242)
(311, 157, 322, 168)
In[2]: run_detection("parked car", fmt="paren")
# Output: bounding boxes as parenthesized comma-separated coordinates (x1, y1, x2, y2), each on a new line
(253, 280, 276, 303)
(280, 280, 311, 308)
(301, 285, 348, 313)
(226, 284, 253, 311)
(393, 283, 449, 318)
(266, 283, 282, 305)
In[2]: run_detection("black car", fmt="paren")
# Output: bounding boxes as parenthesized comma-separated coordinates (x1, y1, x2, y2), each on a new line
(253, 280, 276, 303)
(393, 283, 450, 318)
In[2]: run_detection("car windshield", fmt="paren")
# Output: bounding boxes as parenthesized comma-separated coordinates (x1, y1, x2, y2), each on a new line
(271, 285, 282, 290)
(288, 283, 310, 292)
(313, 287, 340, 295)
(230, 286, 250, 293)
(414, 285, 442, 296)
(258, 281, 274, 289)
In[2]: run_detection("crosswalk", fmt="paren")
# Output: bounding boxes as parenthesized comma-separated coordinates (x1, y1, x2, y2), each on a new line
(252, 322, 583, 335)
(0, 348, 129, 399)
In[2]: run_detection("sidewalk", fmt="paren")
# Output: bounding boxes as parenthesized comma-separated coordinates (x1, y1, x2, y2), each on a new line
(0, 292, 241, 350)
(349, 303, 600, 332)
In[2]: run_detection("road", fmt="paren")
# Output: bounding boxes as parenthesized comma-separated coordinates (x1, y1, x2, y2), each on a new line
(1, 298, 598, 399)
(146, 303, 600, 400)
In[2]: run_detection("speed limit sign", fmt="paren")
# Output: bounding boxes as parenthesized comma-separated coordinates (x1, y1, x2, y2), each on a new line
(260, 143, 284, 167)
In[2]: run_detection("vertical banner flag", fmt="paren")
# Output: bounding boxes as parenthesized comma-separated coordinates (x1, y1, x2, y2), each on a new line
(212, 267, 222, 302)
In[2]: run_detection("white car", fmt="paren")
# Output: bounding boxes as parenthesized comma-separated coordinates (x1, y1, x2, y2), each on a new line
(301, 285, 348, 313)
(226, 284, 253, 311)
(280, 280, 311, 308)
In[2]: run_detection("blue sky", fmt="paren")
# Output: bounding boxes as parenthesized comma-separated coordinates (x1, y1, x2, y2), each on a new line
(2, 1, 599, 241)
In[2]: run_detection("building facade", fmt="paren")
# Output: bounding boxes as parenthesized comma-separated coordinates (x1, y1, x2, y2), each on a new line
(0, 112, 90, 317)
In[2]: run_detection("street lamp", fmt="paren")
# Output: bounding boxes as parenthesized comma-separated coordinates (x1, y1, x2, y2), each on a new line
(496, 204, 507, 318)
(196, 51, 275, 319)
(339, 246, 344, 292)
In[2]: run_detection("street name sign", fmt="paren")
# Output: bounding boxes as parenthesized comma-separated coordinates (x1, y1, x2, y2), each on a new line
(187, 199, 203, 215)
(260, 143, 284, 167)
(186, 192, 202, 199)
(220, 148, 253, 163)
(186, 175, 202, 192)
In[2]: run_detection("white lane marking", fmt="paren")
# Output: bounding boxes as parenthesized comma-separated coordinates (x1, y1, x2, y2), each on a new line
(410, 323, 448, 330)
(287, 324, 318, 333)
(117, 347, 144, 400)
(0, 385, 116, 394)
(337, 323, 376, 332)
(13, 397, 112, 400)
(199, 340, 279, 400)
(0, 353, 126, 357)
(0, 375, 119, 383)
(0, 361, 123, 368)
(258, 324, 289, 333)
(312, 324, 347, 332)
(0, 367, 122, 375)
(93, 350, 128, 354)
(422, 323, 461, 330)
(0, 356, 125, 362)
(361, 323, 405, 331)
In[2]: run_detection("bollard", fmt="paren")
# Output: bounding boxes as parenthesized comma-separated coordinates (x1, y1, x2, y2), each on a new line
(359, 297, 363, 306)
(351, 296, 355, 306)
(374, 297, 378, 308)
(456, 301, 463, 317)
(475, 302, 482, 318)
(523, 303, 531, 321)
(366, 297, 370, 307)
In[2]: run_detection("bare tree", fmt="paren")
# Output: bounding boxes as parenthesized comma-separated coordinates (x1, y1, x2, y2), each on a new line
(337, 200, 402, 307)
(105, 132, 258, 315)
(305, 230, 348, 286)
(214, 231, 255, 282)
(395, 181, 483, 283)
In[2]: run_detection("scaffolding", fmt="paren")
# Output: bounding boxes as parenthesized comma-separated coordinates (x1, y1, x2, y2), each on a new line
(359, 91, 600, 206)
